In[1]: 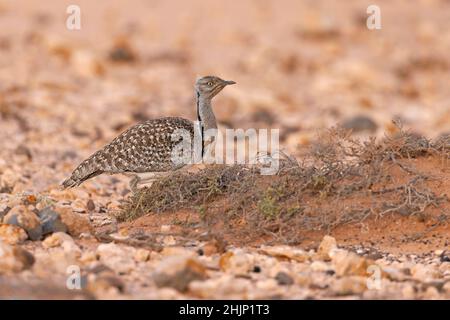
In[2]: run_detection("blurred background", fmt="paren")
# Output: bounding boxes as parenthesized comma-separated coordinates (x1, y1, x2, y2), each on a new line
(1, 0, 450, 192)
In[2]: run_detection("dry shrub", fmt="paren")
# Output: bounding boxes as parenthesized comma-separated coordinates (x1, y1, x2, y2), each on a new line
(117, 123, 449, 244)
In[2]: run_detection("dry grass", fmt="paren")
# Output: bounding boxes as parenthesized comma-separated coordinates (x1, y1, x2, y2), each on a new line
(117, 123, 449, 244)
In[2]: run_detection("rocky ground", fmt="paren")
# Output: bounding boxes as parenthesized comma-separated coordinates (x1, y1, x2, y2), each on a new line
(1, 0, 450, 299)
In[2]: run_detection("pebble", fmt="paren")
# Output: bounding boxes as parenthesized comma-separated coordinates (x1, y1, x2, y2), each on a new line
(96, 243, 136, 274)
(219, 250, 255, 274)
(71, 199, 87, 213)
(259, 245, 310, 262)
(341, 115, 378, 133)
(86, 199, 95, 212)
(316, 235, 337, 261)
(189, 275, 250, 299)
(310, 260, 333, 273)
(153, 256, 207, 292)
(0, 224, 28, 244)
(71, 49, 104, 77)
(0, 241, 35, 273)
(332, 276, 367, 296)
(4, 205, 43, 240)
(42, 232, 74, 248)
(275, 271, 294, 285)
(134, 249, 150, 262)
(160, 225, 171, 233)
(38, 207, 68, 235)
(87, 271, 125, 297)
(401, 284, 416, 299)
(411, 263, 440, 281)
(331, 249, 372, 277)
(54, 206, 91, 236)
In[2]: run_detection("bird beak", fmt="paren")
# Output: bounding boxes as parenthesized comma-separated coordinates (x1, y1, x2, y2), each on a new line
(223, 80, 236, 86)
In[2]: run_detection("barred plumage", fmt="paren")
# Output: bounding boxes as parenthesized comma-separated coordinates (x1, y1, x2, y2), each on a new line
(62, 76, 235, 191)
(62, 117, 194, 188)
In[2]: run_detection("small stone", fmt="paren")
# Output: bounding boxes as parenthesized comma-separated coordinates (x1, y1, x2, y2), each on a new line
(342, 115, 378, 133)
(310, 260, 332, 273)
(219, 251, 255, 274)
(201, 243, 219, 256)
(160, 225, 171, 232)
(79, 251, 98, 264)
(0, 241, 35, 273)
(317, 235, 337, 261)
(259, 245, 310, 262)
(55, 206, 91, 237)
(440, 251, 450, 262)
(71, 49, 104, 77)
(252, 265, 261, 273)
(189, 274, 250, 299)
(255, 279, 280, 292)
(108, 232, 130, 241)
(411, 264, 440, 281)
(162, 235, 176, 246)
(401, 284, 416, 299)
(382, 266, 409, 281)
(96, 243, 136, 274)
(86, 199, 95, 212)
(201, 237, 227, 256)
(423, 286, 440, 299)
(38, 207, 68, 235)
(153, 256, 207, 292)
(134, 249, 150, 262)
(0, 224, 28, 244)
(109, 38, 136, 62)
(331, 249, 372, 277)
(86, 266, 124, 296)
(71, 199, 86, 213)
(0, 203, 10, 221)
(443, 281, 450, 294)
(275, 271, 294, 286)
(42, 232, 74, 248)
(0, 168, 18, 193)
(160, 246, 195, 257)
(4, 205, 42, 240)
(332, 276, 367, 296)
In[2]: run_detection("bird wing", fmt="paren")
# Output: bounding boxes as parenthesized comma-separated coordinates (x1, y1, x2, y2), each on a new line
(97, 117, 195, 173)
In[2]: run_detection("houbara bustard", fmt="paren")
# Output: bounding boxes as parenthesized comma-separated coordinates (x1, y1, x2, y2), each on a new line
(62, 76, 235, 191)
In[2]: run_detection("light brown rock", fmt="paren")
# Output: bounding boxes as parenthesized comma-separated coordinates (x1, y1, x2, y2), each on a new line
(0, 223, 28, 244)
(411, 263, 441, 281)
(3, 205, 42, 240)
(331, 249, 372, 277)
(96, 243, 136, 274)
(0, 241, 35, 273)
(153, 256, 207, 292)
(317, 235, 337, 261)
(219, 250, 255, 274)
(259, 245, 310, 262)
(134, 248, 150, 262)
(332, 276, 367, 296)
(42, 232, 74, 248)
(56, 206, 91, 237)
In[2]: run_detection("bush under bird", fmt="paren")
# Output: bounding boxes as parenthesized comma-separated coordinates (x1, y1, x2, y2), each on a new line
(61, 76, 235, 192)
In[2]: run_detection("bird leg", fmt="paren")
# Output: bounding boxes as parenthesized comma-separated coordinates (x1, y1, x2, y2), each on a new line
(130, 172, 168, 191)
(129, 175, 140, 193)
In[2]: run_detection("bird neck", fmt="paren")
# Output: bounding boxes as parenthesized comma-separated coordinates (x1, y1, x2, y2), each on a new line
(196, 91, 217, 131)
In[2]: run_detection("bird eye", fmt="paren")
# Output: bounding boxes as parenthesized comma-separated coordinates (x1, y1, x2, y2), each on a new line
(207, 81, 213, 86)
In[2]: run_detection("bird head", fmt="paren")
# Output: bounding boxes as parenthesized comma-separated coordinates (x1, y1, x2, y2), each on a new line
(195, 76, 236, 100)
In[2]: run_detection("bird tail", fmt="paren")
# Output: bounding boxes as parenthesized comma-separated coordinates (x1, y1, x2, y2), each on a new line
(61, 157, 103, 189)
(61, 176, 78, 189)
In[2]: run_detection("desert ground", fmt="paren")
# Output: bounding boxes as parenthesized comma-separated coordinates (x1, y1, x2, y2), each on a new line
(0, 0, 450, 299)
